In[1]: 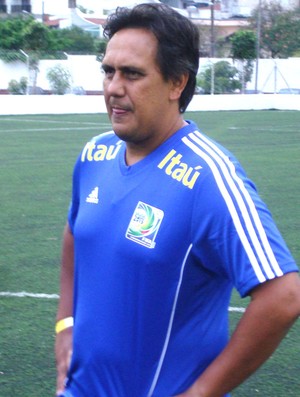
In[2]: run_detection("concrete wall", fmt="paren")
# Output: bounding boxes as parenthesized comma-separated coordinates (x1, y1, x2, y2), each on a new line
(0, 56, 104, 93)
(1, 54, 299, 115)
(1, 93, 299, 115)
(1, 56, 300, 95)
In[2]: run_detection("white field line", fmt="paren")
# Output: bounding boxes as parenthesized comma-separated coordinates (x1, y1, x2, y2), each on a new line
(228, 125, 298, 131)
(0, 291, 59, 299)
(0, 291, 246, 313)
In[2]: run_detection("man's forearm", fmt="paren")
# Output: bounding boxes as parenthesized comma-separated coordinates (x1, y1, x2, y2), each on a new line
(55, 223, 75, 395)
(56, 223, 74, 321)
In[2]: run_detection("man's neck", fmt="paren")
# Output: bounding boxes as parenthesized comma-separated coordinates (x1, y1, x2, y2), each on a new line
(125, 118, 187, 166)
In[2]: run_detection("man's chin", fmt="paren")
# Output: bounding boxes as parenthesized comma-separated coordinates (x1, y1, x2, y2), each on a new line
(113, 127, 132, 142)
(110, 119, 138, 143)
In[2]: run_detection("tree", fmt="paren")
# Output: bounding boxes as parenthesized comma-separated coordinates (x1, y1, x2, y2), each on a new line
(250, 1, 300, 58)
(49, 26, 95, 54)
(27, 53, 40, 93)
(230, 30, 256, 93)
(23, 21, 51, 52)
(95, 38, 107, 61)
(0, 15, 105, 92)
(0, 16, 52, 67)
(47, 64, 72, 95)
(0, 15, 33, 50)
(21, 21, 52, 90)
(198, 61, 241, 94)
(0, 16, 101, 56)
(230, 30, 256, 60)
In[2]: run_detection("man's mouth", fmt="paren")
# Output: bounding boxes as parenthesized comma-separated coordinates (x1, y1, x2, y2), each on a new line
(112, 107, 128, 115)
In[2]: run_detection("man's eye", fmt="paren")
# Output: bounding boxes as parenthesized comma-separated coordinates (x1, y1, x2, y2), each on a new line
(125, 70, 142, 79)
(102, 67, 114, 78)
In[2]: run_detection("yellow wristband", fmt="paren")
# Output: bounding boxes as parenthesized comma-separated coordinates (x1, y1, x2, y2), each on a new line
(55, 317, 74, 334)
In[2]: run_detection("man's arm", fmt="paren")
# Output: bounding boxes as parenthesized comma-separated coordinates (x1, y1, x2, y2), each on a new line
(176, 272, 300, 397)
(55, 223, 74, 396)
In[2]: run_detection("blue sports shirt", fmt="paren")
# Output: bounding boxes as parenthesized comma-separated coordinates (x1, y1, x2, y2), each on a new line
(63, 121, 298, 397)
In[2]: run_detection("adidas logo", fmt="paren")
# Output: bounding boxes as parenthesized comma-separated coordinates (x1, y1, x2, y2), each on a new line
(86, 187, 99, 204)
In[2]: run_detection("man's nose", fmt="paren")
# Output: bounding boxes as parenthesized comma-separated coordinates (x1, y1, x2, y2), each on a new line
(105, 73, 125, 96)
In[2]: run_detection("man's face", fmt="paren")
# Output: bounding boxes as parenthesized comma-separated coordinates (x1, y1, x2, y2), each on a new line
(102, 28, 182, 151)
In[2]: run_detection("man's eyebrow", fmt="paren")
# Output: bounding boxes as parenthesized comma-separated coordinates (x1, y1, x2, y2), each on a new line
(102, 63, 113, 71)
(102, 63, 144, 73)
(120, 66, 144, 74)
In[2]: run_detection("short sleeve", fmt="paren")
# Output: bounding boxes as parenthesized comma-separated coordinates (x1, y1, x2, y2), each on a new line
(191, 154, 298, 298)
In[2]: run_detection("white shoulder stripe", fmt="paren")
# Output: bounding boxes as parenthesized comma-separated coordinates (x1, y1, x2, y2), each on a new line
(182, 131, 282, 281)
(192, 131, 283, 277)
(182, 135, 266, 282)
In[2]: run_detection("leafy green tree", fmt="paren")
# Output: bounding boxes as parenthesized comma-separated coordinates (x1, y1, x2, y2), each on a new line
(23, 21, 51, 51)
(230, 30, 256, 60)
(49, 26, 95, 53)
(198, 61, 241, 94)
(0, 16, 101, 56)
(47, 64, 71, 95)
(230, 30, 256, 93)
(0, 16, 51, 65)
(251, 1, 300, 58)
(20, 21, 51, 89)
(0, 15, 33, 50)
(95, 38, 107, 61)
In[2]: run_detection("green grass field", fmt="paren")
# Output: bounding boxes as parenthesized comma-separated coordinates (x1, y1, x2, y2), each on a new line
(0, 110, 299, 396)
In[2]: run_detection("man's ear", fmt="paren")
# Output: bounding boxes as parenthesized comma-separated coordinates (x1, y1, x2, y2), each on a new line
(169, 73, 189, 101)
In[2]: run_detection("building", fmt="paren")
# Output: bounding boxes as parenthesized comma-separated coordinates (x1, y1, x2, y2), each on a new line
(2, 0, 299, 18)
(1, 0, 299, 53)
(0, 0, 32, 13)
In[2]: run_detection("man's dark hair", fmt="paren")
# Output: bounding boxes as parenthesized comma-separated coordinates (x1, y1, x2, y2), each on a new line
(103, 3, 199, 113)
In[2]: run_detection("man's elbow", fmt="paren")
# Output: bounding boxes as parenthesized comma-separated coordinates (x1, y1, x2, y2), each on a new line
(251, 272, 300, 324)
(285, 273, 300, 321)
(274, 272, 300, 325)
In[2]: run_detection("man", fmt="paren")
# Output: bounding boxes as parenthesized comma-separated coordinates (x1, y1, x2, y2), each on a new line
(55, 4, 300, 397)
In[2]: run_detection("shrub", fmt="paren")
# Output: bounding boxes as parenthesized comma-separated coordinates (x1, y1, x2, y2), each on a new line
(46, 64, 71, 95)
(198, 61, 242, 94)
(8, 76, 27, 94)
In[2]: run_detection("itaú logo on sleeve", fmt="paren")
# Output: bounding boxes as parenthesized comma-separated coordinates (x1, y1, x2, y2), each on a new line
(157, 149, 202, 189)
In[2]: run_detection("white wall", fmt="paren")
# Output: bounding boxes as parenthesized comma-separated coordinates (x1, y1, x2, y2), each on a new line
(1, 55, 299, 115)
(199, 57, 300, 94)
(1, 56, 299, 94)
(1, 93, 299, 115)
(0, 56, 103, 92)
